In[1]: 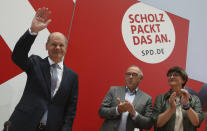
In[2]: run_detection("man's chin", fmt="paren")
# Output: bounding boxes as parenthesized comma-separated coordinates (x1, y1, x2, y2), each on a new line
(127, 85, 136, 89)
(50, 56, 63, 63)
(127, 83, 133, 87)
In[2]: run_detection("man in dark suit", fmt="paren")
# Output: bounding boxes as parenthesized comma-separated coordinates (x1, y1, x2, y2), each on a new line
(4, 7, 78, 131)
(98, 65, 153, 131)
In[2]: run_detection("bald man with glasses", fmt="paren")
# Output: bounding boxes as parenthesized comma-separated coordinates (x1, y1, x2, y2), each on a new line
(98, 65, 153, 131)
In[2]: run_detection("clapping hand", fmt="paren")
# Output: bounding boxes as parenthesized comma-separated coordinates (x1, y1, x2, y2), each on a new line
(125, 100, 136, 116)
(181, 89, 190, 105)
(117, 98, 136, 116)
(169, 92, 176, 110)
(117, 98, 128, 113)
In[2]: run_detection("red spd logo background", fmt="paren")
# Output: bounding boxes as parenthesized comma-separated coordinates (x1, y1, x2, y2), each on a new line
(0, 0, 205, 130)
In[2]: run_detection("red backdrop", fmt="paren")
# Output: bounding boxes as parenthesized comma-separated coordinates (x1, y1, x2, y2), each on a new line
(1, 0, 203, 130)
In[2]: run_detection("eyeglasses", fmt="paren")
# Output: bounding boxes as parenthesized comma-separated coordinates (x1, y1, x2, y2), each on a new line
(167, 73, 180, 78)
(125, 72, 138, 77)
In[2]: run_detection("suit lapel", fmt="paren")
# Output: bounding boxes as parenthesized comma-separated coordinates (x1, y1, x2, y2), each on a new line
(132, 89, 143, 108)
(42, 57, 51, 99)
(119, 86, 126, 103)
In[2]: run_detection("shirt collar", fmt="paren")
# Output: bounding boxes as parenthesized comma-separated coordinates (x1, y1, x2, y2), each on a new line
(48, 57, 64, 70)
(125, 86, 138, 95)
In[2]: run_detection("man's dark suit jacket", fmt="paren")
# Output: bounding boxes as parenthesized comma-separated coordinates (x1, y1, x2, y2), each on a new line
(99, 86, 153, 131)
(7, 30, 78, 131)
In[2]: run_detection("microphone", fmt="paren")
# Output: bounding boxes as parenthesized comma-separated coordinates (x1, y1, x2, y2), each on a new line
(3, 121, 11, 131)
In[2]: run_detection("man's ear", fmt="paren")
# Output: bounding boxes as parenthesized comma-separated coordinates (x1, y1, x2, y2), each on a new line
(139, 75, 143, 81)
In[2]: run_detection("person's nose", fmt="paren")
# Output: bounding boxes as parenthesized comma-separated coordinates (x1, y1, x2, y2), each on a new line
(170, 75, 175, 78)
(56, 45, 60, 49)
(129, 74, 133, 78)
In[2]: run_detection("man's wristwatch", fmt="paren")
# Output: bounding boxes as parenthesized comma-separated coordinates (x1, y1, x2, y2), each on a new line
(183, 103, 190, 110)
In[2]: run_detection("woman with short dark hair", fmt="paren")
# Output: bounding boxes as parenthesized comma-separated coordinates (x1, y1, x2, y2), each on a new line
(152, 66, 204, 131)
